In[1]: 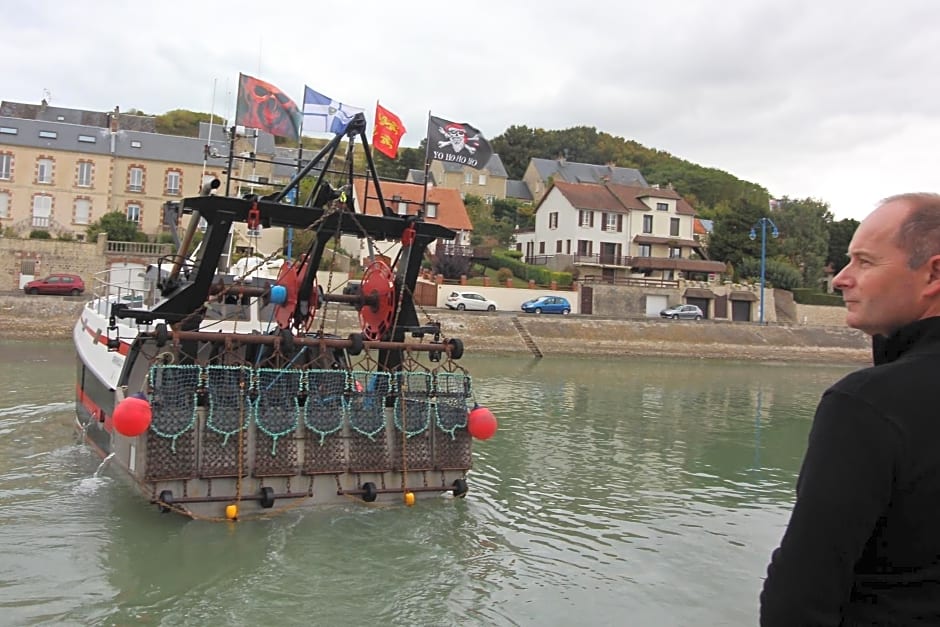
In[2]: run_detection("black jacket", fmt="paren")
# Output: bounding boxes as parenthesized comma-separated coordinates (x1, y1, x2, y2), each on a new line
(761, 316, 940, 626)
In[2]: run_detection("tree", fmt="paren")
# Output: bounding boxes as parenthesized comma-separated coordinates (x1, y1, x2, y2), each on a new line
(155, 109, 218, 137)
(826, 218, 859, 274)
(86, 212, 147, 242)
(772, 197, 832, 287)
(705, 192, 773, 273)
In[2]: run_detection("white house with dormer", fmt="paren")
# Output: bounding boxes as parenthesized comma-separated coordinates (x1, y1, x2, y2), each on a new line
(514, 181, 726, 283)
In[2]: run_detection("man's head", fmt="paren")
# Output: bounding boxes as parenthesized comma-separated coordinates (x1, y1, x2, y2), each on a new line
(833, 193, 940, 337)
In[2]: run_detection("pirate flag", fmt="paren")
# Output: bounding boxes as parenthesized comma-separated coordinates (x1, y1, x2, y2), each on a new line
(427, 115, 493, 170)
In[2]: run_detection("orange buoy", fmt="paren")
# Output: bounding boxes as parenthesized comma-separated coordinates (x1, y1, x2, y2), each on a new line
(112, 393, 152, 437)
(467, 405, 497, 440)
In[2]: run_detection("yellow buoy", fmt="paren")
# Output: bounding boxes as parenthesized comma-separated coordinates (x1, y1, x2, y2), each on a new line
(404, 491, 416, 507)
(225, 504, 238, 520)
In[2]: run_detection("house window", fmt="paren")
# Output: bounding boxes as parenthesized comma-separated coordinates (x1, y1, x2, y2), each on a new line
(579, 209, 594, 227)
(0, 191, 9, 218)
(577, 240, 593, 256)
(478, 174, 487, 185)
(0, 127, 17, 135)
(566, 240, 571, 254)
(74, 198, 91, 225)
(604, 212, 618, 231)
(129, 167, 143, 192)
(131, 140, 142, 148)
(37, 158, 53, 184)
(166, 171, 181, 195)
(127, 204, 141, 223)
(0, 153, 11, 180)
(639, 244, 651, 257)
(78, 135, 96, 144)
(38, 130, 57, 139)
(669, 247, 682, 258)
(549, 212, 558, 229)
(464, 172, 473, 184)
(656, 202, 668, 211)
(539, 241, 545, 254)
(484, 194, 494, 204)
(670, 217, 680, 236)
(425, 202, 438, 218)
(77, 161, 93, 187)
(32, 194, 52, 227)
(397, 201, 407, 216)
(556, 240, 562, 253)
(643, 214, 653, 233)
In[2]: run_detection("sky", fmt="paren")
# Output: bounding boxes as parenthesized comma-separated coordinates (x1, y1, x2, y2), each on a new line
(4, 0, 938, 221)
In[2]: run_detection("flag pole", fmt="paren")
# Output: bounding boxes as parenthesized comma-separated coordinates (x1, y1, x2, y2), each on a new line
(421, 110, 432, 218)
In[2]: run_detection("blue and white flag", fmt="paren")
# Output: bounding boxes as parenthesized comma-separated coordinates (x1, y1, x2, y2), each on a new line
(302, 86, 365, 134)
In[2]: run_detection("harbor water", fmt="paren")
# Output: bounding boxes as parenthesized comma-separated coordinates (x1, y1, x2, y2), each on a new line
(0, 339, 857, 626)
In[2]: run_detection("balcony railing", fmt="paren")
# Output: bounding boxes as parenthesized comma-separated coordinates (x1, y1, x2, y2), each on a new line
(105, 241, 174, 256)
(580, 274, 679, 289)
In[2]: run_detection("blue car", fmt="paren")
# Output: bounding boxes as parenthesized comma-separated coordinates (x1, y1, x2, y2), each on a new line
(521, 295, 571, 315)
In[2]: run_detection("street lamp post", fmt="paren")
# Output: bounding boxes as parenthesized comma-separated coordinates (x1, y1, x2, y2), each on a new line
(749, 217, 779, 324)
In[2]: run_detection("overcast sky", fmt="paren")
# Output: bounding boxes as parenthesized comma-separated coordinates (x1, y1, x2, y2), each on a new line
(4, 0, 937, 221)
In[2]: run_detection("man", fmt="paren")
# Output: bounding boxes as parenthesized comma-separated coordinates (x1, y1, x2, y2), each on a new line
(761, 193, 940, 626)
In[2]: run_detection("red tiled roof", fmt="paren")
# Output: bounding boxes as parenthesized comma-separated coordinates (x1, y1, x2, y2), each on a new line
(352, 179, 472, 231)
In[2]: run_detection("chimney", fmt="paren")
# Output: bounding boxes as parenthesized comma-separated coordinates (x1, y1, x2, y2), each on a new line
(110, 106, 120, 132)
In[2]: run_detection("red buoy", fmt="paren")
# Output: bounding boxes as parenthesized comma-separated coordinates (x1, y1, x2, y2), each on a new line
(112, 393, 152, 437)
(467, 405, 498, 440)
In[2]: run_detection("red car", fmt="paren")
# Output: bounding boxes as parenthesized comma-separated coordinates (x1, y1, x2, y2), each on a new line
(23, 273, 85, 296)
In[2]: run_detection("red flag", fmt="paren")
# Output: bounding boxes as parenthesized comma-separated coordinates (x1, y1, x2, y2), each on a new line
(373, 104, 406, 159)
(234, 73, 302, 141)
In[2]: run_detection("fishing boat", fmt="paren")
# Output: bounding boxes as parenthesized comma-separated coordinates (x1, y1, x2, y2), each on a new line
(73, 114, 489, 520)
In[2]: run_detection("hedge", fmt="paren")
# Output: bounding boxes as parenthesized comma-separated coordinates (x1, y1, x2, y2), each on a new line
(482, 250, 573, 288)
(791, 288, 843, 306)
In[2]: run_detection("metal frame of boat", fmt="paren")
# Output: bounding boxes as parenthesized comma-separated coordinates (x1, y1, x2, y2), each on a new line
(73, 114, 475, 520)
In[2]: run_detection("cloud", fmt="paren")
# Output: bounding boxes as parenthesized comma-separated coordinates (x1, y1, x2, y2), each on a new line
(3, 0, 938, 220)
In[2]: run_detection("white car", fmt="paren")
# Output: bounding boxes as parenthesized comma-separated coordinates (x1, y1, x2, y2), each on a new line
(445, 291, 497, 312)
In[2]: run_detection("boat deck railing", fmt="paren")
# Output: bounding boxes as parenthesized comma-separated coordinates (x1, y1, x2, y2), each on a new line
(87, 268, 158, 318)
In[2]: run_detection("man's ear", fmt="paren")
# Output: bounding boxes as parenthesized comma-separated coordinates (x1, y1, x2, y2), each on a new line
(924, 255, 940, 296)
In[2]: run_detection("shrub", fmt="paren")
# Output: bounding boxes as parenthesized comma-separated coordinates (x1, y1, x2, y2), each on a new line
(29, 229, 52, 239)
(496, 267, 513, 283)
(57, 232, 75, 241)
(791, 288, 844, 306)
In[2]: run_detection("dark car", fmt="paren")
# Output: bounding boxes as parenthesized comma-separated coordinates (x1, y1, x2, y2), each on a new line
(521, 295, 571, 315)
(23, 273, 85, 296)
(342, 280, 362, 296)
(660, 304, 704, 320)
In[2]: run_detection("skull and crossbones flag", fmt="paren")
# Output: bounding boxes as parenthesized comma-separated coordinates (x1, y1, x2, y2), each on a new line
(427, 115, 493, 170)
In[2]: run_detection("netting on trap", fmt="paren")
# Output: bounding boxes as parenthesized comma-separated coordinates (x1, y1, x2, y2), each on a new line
(432, 371, 473, 470)
(434, 372, 472, 437)
(391, 371, 434, 470)
(304, 369, 347, 443)
(394, 371, 433, 437)
(347, 371, 391, 439)
(145, 364, 200, 480)
(251, 368, 302, 475)
(201, 365, 249, 478)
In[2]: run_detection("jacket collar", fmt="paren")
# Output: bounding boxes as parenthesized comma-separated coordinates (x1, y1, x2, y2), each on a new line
(872, 316, 940, 365)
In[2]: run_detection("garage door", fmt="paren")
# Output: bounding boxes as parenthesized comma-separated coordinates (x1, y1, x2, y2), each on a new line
(686, 297, 710, 319)
(731, 300, 752, 322)
(645, 294, 669, 317)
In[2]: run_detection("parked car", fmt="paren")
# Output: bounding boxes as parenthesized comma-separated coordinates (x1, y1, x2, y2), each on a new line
(445, 291, 497, 312)
(23, 273, 85, 296)
(342, 280, 362, 296)
(521, 295, 571, 315)
(660, 304, 704, 320)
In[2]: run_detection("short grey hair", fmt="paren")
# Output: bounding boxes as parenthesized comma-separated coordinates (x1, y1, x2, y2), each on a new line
(881, 193, 940, 268)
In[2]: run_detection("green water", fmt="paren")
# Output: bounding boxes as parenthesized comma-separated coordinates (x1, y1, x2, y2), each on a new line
(0, 340, 856, 626)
